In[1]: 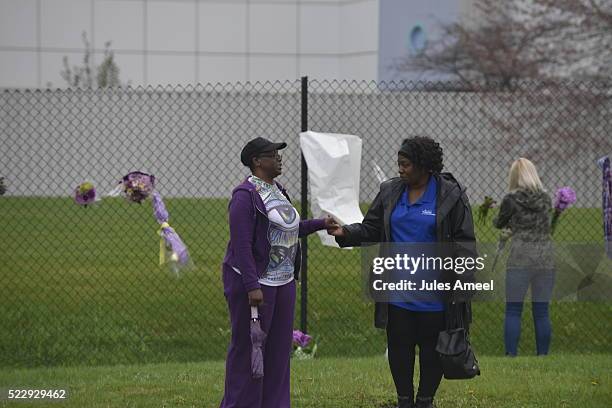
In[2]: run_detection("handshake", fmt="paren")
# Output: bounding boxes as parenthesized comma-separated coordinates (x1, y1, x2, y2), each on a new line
(323, 215, 345, 237)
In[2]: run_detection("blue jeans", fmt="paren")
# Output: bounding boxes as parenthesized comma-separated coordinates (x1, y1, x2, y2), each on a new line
(504, 267, 555, 356)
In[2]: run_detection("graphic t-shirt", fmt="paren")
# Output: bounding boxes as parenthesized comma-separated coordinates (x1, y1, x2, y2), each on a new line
(249, 175, 300, 286)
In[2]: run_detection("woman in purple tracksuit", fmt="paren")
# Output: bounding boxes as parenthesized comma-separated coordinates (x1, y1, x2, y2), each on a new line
(220, 137, 337, 408)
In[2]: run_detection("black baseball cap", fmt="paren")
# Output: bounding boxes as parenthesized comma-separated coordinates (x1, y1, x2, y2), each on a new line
(240, 137, 287, 167)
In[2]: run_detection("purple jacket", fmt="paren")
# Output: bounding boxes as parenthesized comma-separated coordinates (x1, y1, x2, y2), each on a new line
(222, 177, 326, 292)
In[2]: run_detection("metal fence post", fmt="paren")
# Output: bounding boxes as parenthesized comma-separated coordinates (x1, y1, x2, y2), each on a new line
(300, 76, 309, 333)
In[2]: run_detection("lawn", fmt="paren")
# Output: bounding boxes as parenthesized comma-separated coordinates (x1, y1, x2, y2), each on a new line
(0, 354, 610, 407)
(0, 197, 610, 368)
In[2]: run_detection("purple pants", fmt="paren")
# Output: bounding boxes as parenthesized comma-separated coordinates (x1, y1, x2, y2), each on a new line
(220, 267, 296, 408)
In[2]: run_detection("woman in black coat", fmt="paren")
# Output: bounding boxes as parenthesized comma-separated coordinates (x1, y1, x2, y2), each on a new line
(328, 136, 477, 408)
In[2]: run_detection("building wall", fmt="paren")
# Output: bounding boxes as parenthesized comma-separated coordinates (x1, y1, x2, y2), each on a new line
(377, 0, 472, 83)
(0, 0, 380, 88)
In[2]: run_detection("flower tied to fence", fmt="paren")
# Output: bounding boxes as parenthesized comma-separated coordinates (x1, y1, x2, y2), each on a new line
(74, 181, 97, 206)
(551, 187, 577, 234)
(74, 172, 192, 275)
(118, 172, 192, 275)
(122, 171, 155, 204)
(477, 196, 496, 225)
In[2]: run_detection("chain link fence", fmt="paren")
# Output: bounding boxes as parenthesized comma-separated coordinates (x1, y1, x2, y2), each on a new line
(0, 79, 610, 368)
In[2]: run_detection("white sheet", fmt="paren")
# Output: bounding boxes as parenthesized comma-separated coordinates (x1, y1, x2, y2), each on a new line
(299, 131, 364, 247)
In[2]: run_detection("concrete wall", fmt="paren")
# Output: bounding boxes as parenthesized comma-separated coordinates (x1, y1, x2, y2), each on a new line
(1, 83, 608, 210)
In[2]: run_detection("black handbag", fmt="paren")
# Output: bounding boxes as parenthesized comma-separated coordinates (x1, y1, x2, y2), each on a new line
(436, 301, 481, 380)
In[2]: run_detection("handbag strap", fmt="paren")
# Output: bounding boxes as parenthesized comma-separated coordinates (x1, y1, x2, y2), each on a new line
(445, 301, 466, 330)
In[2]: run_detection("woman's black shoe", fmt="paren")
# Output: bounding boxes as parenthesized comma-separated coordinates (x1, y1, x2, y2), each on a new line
(415, 396, 435, 408)
(397, 395, 414, 408)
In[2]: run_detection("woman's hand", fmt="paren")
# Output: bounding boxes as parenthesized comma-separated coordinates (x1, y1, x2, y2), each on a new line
(324, 215, 340, 230)
(327, 225, 346, 237)
(324, 216, 345, 237)
(248, 289, 264, 306)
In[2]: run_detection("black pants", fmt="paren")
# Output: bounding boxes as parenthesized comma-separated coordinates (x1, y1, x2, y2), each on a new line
(386, 304, 445, 400)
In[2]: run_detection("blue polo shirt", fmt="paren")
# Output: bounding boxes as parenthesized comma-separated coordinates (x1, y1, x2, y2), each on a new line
(390, 176, 444, 312)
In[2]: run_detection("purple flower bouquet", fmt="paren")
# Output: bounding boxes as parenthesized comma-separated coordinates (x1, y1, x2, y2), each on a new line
(122, 171, 155, 204)
(292, 330, 317, 360)
(551, 187, 577, 234)
(74, 181, 97, 206)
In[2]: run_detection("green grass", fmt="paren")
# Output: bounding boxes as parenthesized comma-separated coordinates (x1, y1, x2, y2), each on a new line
(0, 197, 610, 368)
(0, 354, 610, 407)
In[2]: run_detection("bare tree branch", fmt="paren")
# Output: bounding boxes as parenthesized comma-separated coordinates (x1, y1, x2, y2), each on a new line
(394, 0, 612, 161)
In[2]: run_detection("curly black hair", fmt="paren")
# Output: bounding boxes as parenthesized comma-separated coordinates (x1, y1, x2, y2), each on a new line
(398, 136, 444, 173)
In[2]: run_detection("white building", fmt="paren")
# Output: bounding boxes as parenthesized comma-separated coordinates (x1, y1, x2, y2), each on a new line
(0, 0, 472, 88)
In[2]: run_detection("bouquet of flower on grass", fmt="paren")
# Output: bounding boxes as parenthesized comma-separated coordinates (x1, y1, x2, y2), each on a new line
(551, 186, 577, 235)
(292, 330, 317, 360)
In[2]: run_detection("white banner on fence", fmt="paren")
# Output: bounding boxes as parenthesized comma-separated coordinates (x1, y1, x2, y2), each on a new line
(299, 131, 364, 248)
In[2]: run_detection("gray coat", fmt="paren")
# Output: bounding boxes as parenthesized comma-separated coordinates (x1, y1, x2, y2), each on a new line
(493, 189, 554, 269)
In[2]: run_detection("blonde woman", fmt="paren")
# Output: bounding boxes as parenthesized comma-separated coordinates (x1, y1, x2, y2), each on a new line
(494, 158, 555, 356)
